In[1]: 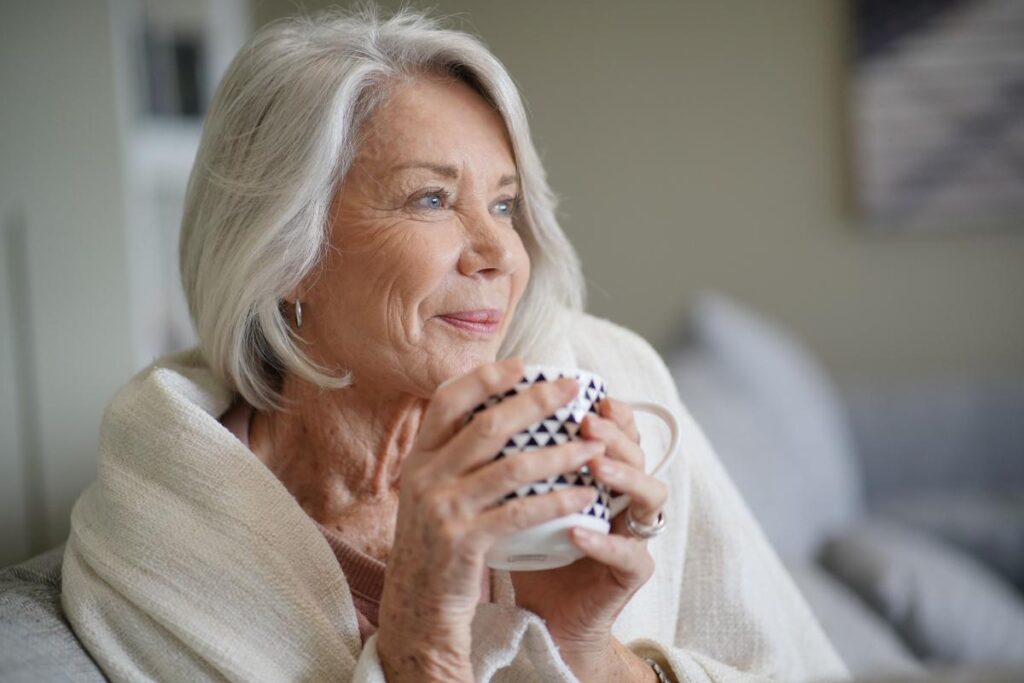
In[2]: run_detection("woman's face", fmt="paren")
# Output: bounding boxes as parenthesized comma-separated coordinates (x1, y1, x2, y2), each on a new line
(295, 75, 531, 397)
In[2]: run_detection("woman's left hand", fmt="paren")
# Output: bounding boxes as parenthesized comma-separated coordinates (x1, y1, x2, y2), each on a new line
(509, 395, 668, 683)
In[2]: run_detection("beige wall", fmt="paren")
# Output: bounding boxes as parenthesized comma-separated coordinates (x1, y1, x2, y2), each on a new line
(254, 0, 1024, 385)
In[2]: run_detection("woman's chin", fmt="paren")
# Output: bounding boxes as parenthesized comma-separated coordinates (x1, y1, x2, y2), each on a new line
(427, 351, 499, 389)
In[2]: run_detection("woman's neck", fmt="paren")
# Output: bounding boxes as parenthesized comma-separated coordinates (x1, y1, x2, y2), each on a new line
(248, 375, 430, 563)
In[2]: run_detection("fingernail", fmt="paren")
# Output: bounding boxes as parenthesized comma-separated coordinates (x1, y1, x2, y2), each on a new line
(597, 460, 620, 481)
(572, 527, 597, 546)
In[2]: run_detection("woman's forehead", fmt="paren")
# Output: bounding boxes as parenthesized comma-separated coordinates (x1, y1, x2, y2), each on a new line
(354, 78, 515, 170)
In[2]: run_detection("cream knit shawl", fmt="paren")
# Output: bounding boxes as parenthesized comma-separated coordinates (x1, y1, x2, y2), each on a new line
(62, 309, 851, 682)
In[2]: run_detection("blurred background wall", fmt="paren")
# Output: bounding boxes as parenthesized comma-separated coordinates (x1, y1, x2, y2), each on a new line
(1, 0, 1022, 563)
(1, 0, 137, 565)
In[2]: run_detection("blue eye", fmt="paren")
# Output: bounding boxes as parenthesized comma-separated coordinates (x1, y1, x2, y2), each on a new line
(495, 196, 519, 218)
(413, 189, 451, 211)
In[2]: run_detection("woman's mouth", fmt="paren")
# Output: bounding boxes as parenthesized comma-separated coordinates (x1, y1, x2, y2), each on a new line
(436, 309, 503, 335)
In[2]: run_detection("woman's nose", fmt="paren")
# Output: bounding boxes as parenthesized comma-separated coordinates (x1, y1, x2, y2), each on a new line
(456, 210, 517, 278)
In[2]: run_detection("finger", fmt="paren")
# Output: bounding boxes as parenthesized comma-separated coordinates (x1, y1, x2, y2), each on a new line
(461, 440, 606, 511)
(597, 397, 640, 445)
(473, 487, 599, 542)
(417, 357, 524, 452)
(441, 375, 580, 477)
(591, 458, 667, 526)
(581, 414, 644, 471)
(569, 527, 655, 589)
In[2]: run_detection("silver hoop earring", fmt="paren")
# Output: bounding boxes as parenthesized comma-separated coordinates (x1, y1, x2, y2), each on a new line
(294, 300, 303, 328)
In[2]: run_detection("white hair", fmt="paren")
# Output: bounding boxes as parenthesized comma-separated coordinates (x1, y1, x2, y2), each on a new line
(179, 2, 586, 411)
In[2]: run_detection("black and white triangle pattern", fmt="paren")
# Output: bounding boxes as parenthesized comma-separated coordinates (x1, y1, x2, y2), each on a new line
(464, 366, 611, 522)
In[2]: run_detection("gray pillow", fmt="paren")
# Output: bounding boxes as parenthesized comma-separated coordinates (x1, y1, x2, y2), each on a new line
(785, 560, 924, 679)
(820, 518, 1024, 666)
(872, 489, 1024, 595)
(669, 291, 862, 560)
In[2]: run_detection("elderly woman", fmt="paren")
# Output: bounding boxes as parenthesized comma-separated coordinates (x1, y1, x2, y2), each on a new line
(61, 6, 850, 683)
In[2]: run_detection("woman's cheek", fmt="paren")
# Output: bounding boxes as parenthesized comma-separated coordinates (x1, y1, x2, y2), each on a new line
(394, 244, 454, 330)
(512, 242, 531, 299)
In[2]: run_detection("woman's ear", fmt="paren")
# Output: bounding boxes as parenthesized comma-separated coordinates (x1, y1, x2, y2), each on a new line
(278, 298, 304, 329)
(279, 284, 306, 328)
(281, 274, 315, 308)
(281, 261, 325, 328)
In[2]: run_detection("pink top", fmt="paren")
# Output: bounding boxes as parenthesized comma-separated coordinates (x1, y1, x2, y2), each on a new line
(219, 399, 491, 645)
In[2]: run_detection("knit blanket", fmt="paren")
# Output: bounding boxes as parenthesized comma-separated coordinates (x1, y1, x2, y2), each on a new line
(61, 309, 851, 682)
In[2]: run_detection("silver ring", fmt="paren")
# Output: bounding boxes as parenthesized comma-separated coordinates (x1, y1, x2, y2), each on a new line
(624, 509, 666, 539)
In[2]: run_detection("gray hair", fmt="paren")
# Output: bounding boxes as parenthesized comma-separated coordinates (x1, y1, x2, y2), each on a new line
(179, 2, 585, 411)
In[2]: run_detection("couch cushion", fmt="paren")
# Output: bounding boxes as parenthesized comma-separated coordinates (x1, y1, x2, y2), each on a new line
(784, 560, 923, 679)
(820, 518, 1024, 666)
(841, 380, 1024, 501)
(871, 488, 1024, 594)
(0, 544, 106, 682)
(668, 291, 863, 560)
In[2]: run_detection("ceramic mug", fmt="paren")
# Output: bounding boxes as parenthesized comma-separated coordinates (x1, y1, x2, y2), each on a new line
(462, 364, 680, 571)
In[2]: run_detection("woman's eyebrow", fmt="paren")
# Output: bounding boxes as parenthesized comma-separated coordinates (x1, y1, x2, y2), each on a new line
(390, 162, 518, 188)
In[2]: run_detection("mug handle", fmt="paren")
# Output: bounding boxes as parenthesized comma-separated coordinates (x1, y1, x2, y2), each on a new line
(606, 401, 680, 519)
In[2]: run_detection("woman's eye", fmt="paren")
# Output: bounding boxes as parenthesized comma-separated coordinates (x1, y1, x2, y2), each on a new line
(494, 195, 519, 217)
(413, 189, 450, 211)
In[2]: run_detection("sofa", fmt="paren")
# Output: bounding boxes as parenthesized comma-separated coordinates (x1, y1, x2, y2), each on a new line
(0, 545, 105, 681)
(666, 291, 1024, 679)
(2, 540, 1024, 682)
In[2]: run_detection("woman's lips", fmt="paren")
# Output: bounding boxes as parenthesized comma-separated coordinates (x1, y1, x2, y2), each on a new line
(436, 309, 503, 335)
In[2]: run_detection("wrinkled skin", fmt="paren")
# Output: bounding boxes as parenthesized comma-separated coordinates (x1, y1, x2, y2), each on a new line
(246, 73, 665, 683)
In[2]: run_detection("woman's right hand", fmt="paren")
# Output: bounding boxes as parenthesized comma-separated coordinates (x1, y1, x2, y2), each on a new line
(376, 357, 605, 682)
